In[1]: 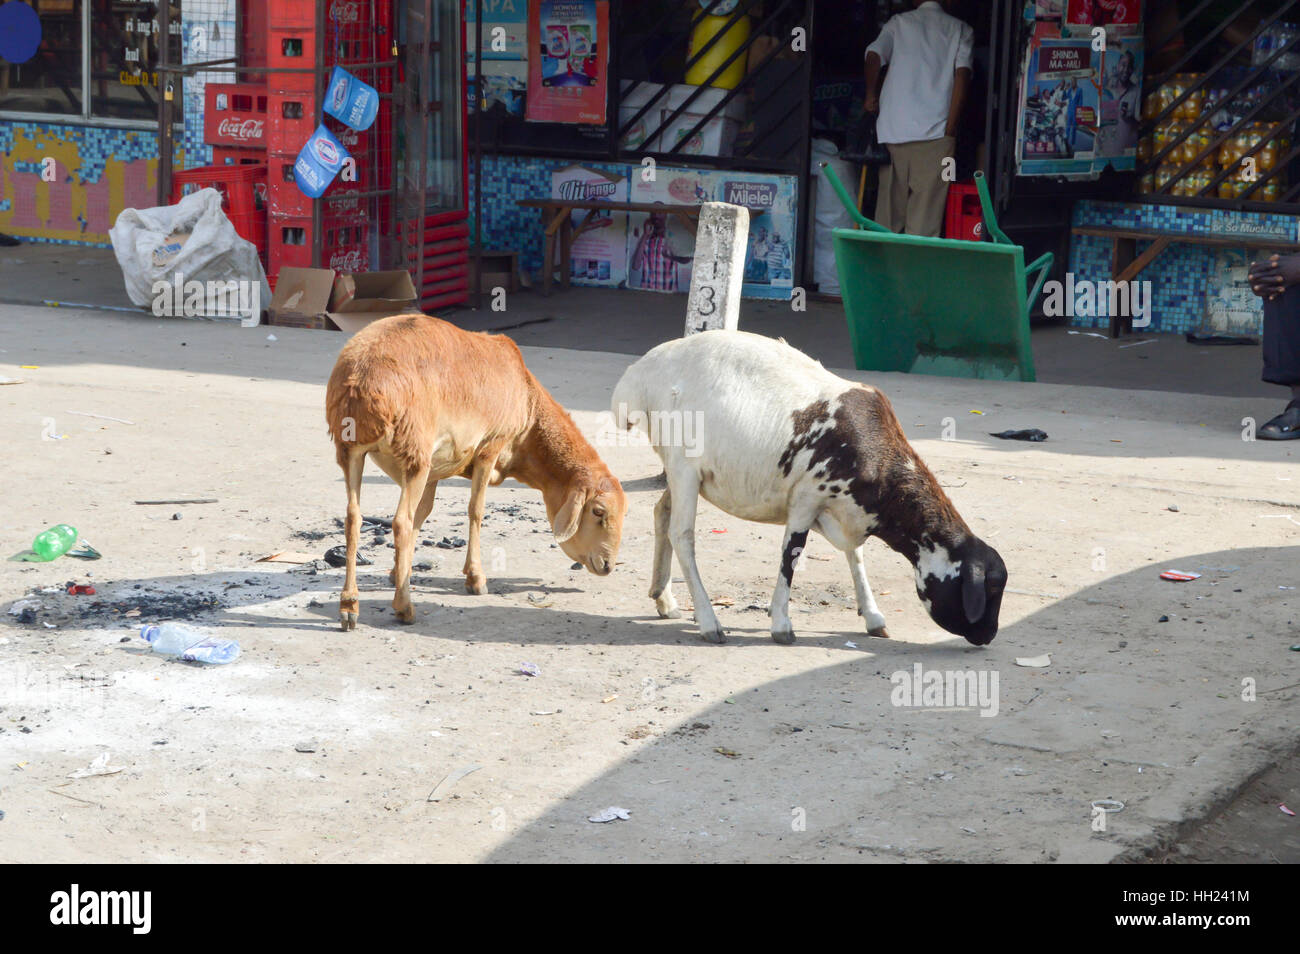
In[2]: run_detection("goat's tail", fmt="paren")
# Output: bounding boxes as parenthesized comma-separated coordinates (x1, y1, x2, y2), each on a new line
(325, 363, 391, 468)
(610, 364, 651, 439)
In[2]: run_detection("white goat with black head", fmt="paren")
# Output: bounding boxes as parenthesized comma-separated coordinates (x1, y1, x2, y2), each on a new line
(612, 330, 1007, 646)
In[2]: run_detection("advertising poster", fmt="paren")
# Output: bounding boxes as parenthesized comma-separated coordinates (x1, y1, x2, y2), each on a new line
(625, 167, 797, 300)
(1062, 0, 1142, 37)
(1016, 23, 1142, 176)
(526, 0, 609, 124)
(551, 164, 629, 288)
(466, 0, 528, 117)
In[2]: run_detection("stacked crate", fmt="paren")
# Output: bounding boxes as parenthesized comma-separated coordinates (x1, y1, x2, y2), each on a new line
(264, 0, 382, 285)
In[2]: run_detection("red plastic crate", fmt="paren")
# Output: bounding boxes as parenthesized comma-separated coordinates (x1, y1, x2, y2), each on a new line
(211, 145, 264, 167)
(204, 83, 268, 149)
(943, 181, 984, 242)
(267, 214, 371, 279)
(267, 91, 317, 153)
(171, 163, 268, 262)
(266, 0, 315, 30)
(267, 26, 319, 72)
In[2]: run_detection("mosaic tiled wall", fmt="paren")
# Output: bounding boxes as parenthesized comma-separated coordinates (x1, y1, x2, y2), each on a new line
(0, 123, 163, 245)
(1068, 200, 1297, 334)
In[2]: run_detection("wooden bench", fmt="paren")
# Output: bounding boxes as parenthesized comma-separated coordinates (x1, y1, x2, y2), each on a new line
(517, 198, 763, 296)
(1071, 225, 1300, 336)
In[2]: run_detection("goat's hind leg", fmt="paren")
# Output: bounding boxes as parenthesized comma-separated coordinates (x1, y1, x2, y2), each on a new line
(339, 449, 366, 631)
(649, 489, 681, 619)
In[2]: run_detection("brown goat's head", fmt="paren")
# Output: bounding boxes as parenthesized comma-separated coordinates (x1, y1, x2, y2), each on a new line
(551, 473, 626, 576)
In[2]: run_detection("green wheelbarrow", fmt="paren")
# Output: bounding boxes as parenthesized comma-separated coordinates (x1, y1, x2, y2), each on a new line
(820, 162, 1053, 382)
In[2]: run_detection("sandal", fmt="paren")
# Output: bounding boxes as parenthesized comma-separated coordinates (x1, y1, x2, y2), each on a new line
(1259, 399, 1300, 440)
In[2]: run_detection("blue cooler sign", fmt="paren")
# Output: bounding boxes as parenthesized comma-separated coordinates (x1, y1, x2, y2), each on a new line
(324, 65, 379, 131)
(294, 124, 351, 197)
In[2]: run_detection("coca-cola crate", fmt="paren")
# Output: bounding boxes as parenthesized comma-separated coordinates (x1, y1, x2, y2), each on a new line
(266, 153, 367, 223)
(267, 91, 317, 153)
(268, 215, 371, 280)
(212, 145, 264, 167)
(266, 0, 315, 30)
(325, 0, 374, 32)
(321, 181, 368, 226)
(204, 83, 267, 149)
(267, 27, 319, 73)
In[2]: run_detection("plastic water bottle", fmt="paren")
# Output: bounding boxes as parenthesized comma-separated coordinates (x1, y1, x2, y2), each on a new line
(32, 524, 78, 561)
(140, 623, 241, 664)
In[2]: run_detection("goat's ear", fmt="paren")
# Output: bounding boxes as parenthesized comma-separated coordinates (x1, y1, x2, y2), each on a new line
(962, 560, 987, 624)
(552, 489, 587, 543)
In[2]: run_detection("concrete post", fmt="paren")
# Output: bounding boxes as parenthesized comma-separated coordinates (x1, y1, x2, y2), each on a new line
(684, 202, 749, 336)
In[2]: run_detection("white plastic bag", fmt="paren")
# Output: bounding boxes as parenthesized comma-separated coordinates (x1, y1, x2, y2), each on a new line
(109, 187, 269, 324)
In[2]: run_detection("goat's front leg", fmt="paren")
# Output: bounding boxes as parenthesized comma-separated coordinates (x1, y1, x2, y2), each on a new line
(770, 504, 820, 644)
(463, 453, 497, 595)
(391, 462, 430, 624)
(846, 544, 889, 637)
(649, 489, 681, 619)
(663, 469, 723, 642)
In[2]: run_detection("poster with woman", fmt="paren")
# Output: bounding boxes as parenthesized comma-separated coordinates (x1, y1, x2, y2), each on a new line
(525, 1, 609, 124)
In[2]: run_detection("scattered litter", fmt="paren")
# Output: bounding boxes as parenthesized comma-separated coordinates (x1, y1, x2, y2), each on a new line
(8, 598, 41, 617)
(294, 740, 318, 753)
(516, 663, 540, 677)
(134, 498, 219, 505)
(1185, 332, 1257, 346)
(426, 763, 483, 802)
(1160, 570, 1201, 582)
(266, 334, 277, 341)
(710, 528, 727, 533)
(714, 746, 741, 759)
(42, 621, 55, 629)
(601, 694, 618, 704)
(67, 753, 123, 779)
(1281, 586, 1296, 590)
(1091, 798, 1124, 813)
(1015, 654, 1051, 668)
(960, 827, 977, 834)
(969, 409, 983, 415)
(588, 806, 630, 823)
(1158, 615, 1170, 623)
(66, 542, 101, 560)
(711, 597, 735, 607)
(324, 545, 371, 567)
(20, 364, 40, 369)
(67, 411, 135, 425)
(1067, 330, 1107, 339)
(570, 562, 582, 570)
(1281, 805, 1296, 817)
(65, 584, 95, 595)
(845, 641, 858, 649)
(1118, 338, 1157, 349)
(989, 428, 1047, 442)
(1290, 645, 1300, 652)
(0, 376, 23, 385)
(525, 592, 553, 608)
(257, 551, 317, 564)
(1167, 504, 1179, 512)
(530, 709, 559, 716)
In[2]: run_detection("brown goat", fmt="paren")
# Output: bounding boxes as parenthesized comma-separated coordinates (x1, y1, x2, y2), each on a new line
(325, 314, 626, 630)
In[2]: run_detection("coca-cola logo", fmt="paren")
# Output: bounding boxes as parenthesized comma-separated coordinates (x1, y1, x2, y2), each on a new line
(216, 117, 264, 142)
(330, 249, 364, 271)
(335, 127, 359, 147)
(330, 0, 360, 24)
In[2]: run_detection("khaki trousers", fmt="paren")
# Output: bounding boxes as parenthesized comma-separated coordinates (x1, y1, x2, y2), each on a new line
(875, 136, 955, 237)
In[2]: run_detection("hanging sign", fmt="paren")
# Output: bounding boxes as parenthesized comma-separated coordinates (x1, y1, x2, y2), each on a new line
(525, 0, 609, 125)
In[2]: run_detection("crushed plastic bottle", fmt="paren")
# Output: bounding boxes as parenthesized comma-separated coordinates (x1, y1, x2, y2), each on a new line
(140, 623, 240, 664)
(32, 524, 78, 561)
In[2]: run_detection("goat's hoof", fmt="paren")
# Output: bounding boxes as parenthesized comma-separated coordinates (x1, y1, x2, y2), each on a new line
(700, 626, 727, 644)
(340, 611, 358, 631)
(655, 597, 682, 619)
(771, 627, 796, 645)
(867, 626, 891, 639)
(465, 577, 487, 596)
(394, 605, 415, 624)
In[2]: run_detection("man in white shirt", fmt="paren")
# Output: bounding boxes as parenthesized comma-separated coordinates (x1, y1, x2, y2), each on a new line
(864, 0, 974, 236)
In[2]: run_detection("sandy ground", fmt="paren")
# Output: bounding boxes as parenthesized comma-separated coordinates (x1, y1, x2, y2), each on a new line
(1, 303, 1297, 863)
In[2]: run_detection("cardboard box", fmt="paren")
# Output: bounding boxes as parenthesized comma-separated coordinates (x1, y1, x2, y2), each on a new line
(327, 270, 420, 333)
(267, 267, 419, 331)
